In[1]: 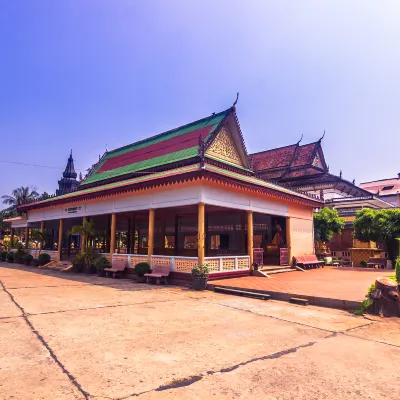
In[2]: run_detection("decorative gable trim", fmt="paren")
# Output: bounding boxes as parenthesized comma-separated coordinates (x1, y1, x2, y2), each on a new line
(204, 110, 249, 169)
(205, 126, 243, 167)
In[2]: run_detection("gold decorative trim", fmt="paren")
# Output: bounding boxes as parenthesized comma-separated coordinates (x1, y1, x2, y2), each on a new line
(206, 127, 243, 166)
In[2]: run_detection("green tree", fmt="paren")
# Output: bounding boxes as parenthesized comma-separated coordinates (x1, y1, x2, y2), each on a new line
(314, 207, 344, 243)
(353, 208, 400, 261)
(69, 220, 98, 268)
(1, 186, 39, 212)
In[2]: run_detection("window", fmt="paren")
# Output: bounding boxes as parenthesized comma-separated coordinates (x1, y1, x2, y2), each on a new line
(382, 185, 394, 191)
(165, 235, 175, 249)
(141, 236, 148, 248)
(184, 235, 197, 249)
(210, 234, 230, 250)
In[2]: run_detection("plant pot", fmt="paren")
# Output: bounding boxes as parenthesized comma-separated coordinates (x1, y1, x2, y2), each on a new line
(134, 275, 146, 283)
(192, 276, 208, 291)
(97, 270, 106, 277)
(84, 265, 95, 274)
(24, 261, 31, 266)
(32, 260, 39, 267)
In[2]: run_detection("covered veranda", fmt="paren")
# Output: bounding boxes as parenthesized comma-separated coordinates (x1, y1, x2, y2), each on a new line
(16, 203, 290, 278)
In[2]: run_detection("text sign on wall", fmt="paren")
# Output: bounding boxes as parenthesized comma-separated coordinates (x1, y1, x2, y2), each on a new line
(64, 206, 82, 214)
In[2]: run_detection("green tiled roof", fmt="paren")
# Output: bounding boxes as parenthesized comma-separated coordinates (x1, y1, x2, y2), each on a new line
(82, 109, 231, 185)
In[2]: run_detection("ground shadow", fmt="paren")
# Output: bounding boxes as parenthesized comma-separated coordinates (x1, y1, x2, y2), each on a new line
(0, 262, 180, 293)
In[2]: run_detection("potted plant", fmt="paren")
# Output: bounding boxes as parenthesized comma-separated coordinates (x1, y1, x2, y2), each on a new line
(134, 262, 151, 282)
(360, 259, 368, 268)
(72, 252, 86, 272)
(69, 221, 98, 274)
(6, 252, 14, 263)
(84, 247, 98, 274)
(38, 253, 51, 266)
(0, 251, 7, 262)
(191, 264, 209, 291)
(94, 257, 110, 277)
(23, 254, 34, 266)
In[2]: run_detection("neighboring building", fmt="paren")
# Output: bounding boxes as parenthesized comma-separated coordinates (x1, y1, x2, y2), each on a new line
(248, 138, 396, 266)
(249, 138, 369, 200)
(7, 105, 322, 282)
(360, 175, 400, 206)
(56, 151, 79, 196)
(325, 196, 394, 266)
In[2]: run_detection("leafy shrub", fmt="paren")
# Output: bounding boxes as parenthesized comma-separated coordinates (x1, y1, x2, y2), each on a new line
(38, 253, 51, 266)
(14, 251, 26, 264)
(72, 252, 86, 266)
(395, 256, 400, 283)
(94, 257, 111, 271)
(6, 252, 14, 262)
(23, 254, 34, 265)
(0, 251, 7, 261)
(353, 282, 376, 315)
(134, 262, 151, 276)
(360, 260, 367, 268)
(192, 264, 209, 278)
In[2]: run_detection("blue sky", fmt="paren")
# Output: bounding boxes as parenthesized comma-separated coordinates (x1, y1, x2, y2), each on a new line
(1, 1, 399, 203)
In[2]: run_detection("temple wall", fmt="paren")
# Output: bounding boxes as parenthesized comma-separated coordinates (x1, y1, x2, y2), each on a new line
(288, 204, 314, 256)
(27, 182, 294, 223)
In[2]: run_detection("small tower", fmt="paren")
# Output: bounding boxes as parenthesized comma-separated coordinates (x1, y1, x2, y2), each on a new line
(57, 150, 79, 195)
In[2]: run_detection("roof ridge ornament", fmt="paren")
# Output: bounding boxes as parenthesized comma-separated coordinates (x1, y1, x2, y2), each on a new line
(233, 92, 239, 108)
(318, 130, 326, 143)
(297, 134, 303, 145)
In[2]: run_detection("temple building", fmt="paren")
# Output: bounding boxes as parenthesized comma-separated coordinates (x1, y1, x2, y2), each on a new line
(249, 138, 369, 200)
(6, 104, 322, 281)
(248, 137, 396, 266)
(360, 175, 400, 206)
(56, 151, 79, 195)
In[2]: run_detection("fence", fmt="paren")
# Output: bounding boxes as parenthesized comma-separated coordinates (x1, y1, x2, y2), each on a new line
(111, 254, 250, 274)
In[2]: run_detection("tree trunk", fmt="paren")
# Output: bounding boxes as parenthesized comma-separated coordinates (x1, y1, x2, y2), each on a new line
(373, 277, 400, 317)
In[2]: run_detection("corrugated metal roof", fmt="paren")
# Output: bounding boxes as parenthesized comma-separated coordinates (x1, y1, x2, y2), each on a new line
(82, 109, 230, 185)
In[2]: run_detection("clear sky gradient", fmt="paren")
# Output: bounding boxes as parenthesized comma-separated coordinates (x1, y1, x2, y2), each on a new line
(1, 1, 399, 203)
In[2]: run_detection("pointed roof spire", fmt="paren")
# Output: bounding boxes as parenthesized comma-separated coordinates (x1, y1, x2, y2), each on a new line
(63, 150, 77, 179)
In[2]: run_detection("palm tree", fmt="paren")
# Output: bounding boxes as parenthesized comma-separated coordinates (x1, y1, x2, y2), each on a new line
(2, 186, 39, 212)
(30, 230, 49, 257)
(69, 220, 98, 269)
(69, 220, 97, 249)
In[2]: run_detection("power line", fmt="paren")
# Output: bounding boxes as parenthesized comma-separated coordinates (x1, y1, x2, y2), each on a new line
(0, 159, 83, 171)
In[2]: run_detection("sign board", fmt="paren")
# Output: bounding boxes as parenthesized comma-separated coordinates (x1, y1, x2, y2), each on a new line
(280, 248, 289, 266)
(64, 206, 82, 214)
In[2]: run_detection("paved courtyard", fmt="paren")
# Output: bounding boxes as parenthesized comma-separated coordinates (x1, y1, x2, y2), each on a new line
(1, 263, 400, 400)
(211, 267, 394, 308)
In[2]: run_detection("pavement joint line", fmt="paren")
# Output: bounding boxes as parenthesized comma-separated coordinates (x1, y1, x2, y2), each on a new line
(207, 300, 339, 334)
(0, 279, 90, 400)
(23, 298, 187, 317)
(342, 331, 400, 348)
(209, 300, 400, 349)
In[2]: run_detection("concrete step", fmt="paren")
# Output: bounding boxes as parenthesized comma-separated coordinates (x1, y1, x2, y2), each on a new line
(214, 286, 270, 300)
(263, 268, 295, 275)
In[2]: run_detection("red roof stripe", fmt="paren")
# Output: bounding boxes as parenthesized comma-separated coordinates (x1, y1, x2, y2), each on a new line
(99, 126, 212, 172)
